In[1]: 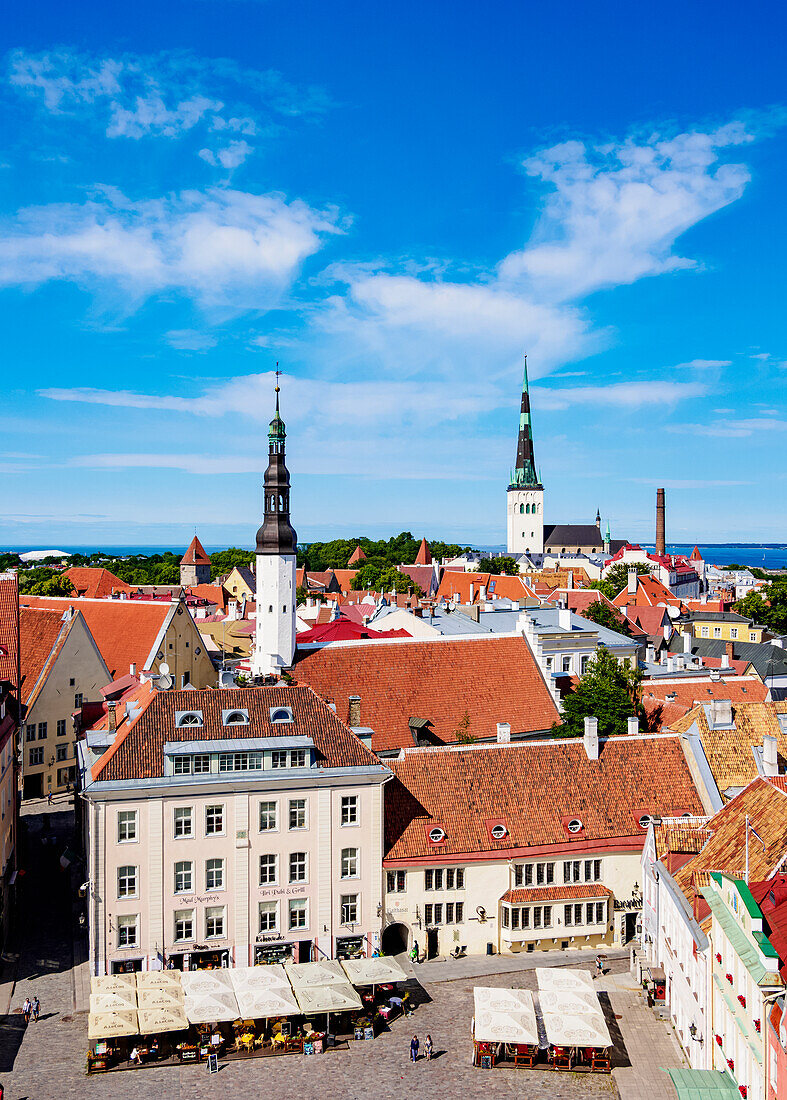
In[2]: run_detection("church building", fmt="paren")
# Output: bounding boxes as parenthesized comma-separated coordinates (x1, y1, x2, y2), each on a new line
(506, 360, 627, 558)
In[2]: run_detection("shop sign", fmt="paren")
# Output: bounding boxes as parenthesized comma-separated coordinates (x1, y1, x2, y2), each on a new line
(259, 885, 307, 899)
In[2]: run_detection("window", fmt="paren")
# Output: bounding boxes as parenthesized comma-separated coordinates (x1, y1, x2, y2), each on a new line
(341, 894, 358, 924)
(290, 749, 306, 769)
(205, 906, 225, 938)
(174, 807, 193, 838)
(56, 719, 67, 737)
(259, 901, 277, 932)
(387, 870, 406, 893)
(433, 903, 443, 924)
(219, 751, 262, 772)
(341, 795, 358, 826)
(580, 655, 590, 674)
(223, 710, 248, 726)
(205, 805, 224, 835)
(700, 626, 709, 637)
(271, 749, 288, 769)
(174, 909, 194, 942)
(545, 657, 553, 672)
(259, 801, 277, 831)
(424, 903, 444, 925)
(429, 827, 445, 843)
(425, 869, 433, 890)
(341, 848, 359, 878)
(514, 864, 523, 887)
(563, 860, 581, 883)
(193, 754, 210, 774)
(565, 903, 583, 926)
(527, 861, 554, 886)
(118, 810, 137, 843)
(730, 627, 738, 639)
(289, 898, 308, 929)
(271, 707, 293, 723)
(38, 722, 47, 739)
(749, 633, 756, 642)
(177, 711, 203, 727)
(540, 905, 552, 928)
(713, 627, 722, 638)
(562, 656, 571, 674)
(511, 907, 520, 930)
(455, 901, 464, 923)
(174, 861, 193, 894)
(289, 799, 307, 830)
(173, 757, 192, 775)
(74, 693, 83, 709)
(56, 743, 68, 762)
(533, 906, 543, 929)
(502, 906, 510, 928)
(434, 869, 443, 890)
(446, 868, 455, 889)
(57, 766, 75, 786)
(289, 852, 307, 883)
(584, 859, 601, 881)
(117, 865, 137, 898)
(424, 903, 433, 925)
(259, 854, 277, 885)
(566, 819, 583, 834)
(28, 747, 43, 766)
(205, 858, 224, 891)
(117, 915, 137, 948)
(25, 724, 36, 742)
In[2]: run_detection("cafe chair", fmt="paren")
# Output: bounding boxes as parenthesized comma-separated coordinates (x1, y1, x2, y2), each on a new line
(591, 1050, 611, 1072)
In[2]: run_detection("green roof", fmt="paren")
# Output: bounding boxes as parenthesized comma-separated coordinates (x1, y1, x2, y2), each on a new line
(703, 887, 779, 985)
(665, 1068, 739, 1098)
(711, 872, 763, 921)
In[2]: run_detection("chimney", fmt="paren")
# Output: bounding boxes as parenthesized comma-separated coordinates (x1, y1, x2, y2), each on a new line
(627, 569, 637, 596)
(763, 735, 778, 777)
(627, 716, 639, 736)
(496, 722, 511, 744)
(724, 641, 735, 667)
(348, 695, 361, 727)
(567, 571, 574, 591)
(683, 632, 691, 654)
(107, 701, 117, 732)
(558, 607, 572, 631)
(709, 698, 733, 728)
(656, 488, 666, 557)
(479, 585, 486, 601)
(583, 716, 599, 760)
(469, 584, 474, 603)
(667, 657, 675, 673)
(646, 644, 656, 664)
(129, 663, 136, 677)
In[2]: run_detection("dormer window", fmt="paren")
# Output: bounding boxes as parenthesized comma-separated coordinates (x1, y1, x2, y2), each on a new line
(222, 709, 249, 726)
(491, 824, 508, 840)
(175, 711, 203, 728)
(638, 815, 652, 830)
(567, 819, 583, 833)
(270, 707, 293, 724)
(429, 827, 446, 844)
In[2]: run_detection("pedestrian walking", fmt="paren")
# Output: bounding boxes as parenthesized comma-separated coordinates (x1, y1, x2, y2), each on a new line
(32, 997, 40, 1021)
(47, 792, 53, 805)
(594, 954, 603, 979)
(410, 1034, 419, 1062)
(425, 1033, 433, 1060)
(22, 997, 31, 1024)
(410, 940, 419, 964)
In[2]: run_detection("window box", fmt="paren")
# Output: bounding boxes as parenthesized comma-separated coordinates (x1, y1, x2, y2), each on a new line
(725, 973, 733, 984)
(737, 994, 746, 1009)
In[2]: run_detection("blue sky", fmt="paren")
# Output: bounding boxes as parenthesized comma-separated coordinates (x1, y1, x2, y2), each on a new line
(1, 0, 786, 550)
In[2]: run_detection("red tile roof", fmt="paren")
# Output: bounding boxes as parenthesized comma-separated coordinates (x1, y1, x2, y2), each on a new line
(188, 583, 228, 611)
(642, 676, 767, 717)
(348, 546, 366, 566)
(502, 884, 611, 904)
(63, 567, 131, 599)
(0, 574, 20, 689)
(20, 595, 172, 679)
(92, 684, 383, 782)
(436, 571, 533, 604)
(294, 635, 560, 752)
(384, 734, 704, 862)
(297, 619, 411, 644)
(612, 575, 682, 609)
(181, 536, 210, 566)
(397, 565, 436, 595)
(624, 605, 670, 636)
(415, 538, 432, 566)
(19, 607, 68, 706)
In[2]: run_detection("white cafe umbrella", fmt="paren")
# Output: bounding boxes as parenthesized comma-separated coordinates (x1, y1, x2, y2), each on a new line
(137, 1006, 190, 1035)
(183, 991, 240, 1025)
(136, 970, 184, 992)
(473, 988, 539, 1046)
(180, 969, 234, 996)
(235, 985, 301, 1021)
(285, 960, 347, 989)
(88, 1009, 139, 1040)
(541, 1009, 611, 1049)
(537, 988, 601, 1015)
(89, 989, 137, 1013)
(536, 967, 595, 994)
(340, 956, 408, 988)
(137, 986, 185, 1011)
(229, 964, 292, 993)
(91, 973, 136, 996)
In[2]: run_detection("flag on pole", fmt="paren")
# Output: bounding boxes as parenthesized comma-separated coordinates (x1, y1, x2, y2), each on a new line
(748, 823, 766, 847)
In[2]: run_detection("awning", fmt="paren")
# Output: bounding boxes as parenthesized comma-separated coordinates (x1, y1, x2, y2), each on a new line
(665, 1068, 740, 1098)
(137, 1006, 190, 1035)
(535, 967, 595, 993)
(541, 1009, 611, 1048)
(292, 983, 363, 1014)
(473, 987, 539, 1045)
(285, 960, 348, 989)
(340, 955, 408, 987)
(137, 986, 185, 1011)
(91, 973, 137, 996)
(183, 991, 240, 1024)
(89, 990, 138, 1013)
(88, 1009, 139, 1040)
(229, 964, 292, 993)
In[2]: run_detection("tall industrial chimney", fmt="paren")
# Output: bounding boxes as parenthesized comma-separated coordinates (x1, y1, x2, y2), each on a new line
(655, 487, 666, 557)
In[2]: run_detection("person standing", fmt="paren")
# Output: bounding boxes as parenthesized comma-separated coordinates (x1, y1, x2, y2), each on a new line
(425, 1034, 433, 1060)
(410, 1034, 419, 1062)
(595, 954, 603, 979)
(22, 997, 31, 1024)
(32, 997, 40, 1021)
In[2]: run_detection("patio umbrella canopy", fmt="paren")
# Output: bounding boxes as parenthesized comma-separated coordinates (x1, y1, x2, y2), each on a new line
(183, 991, 240, 1024)
(137, 1006, 190, 1035)
(340, 955, 408, 987)
(88, 1009, 139, 1040)
(91, 973, 137, 996)
(535, 967, 595, 994)
(180, 969, 234, 996)
(293, 983, 363, 1014)
(285, 960, 347, 989)
(473, 987, 539, 1046)
(137, 986, 185, 1011)
(89, 990, 138, 1013)
(229, 965, 292, 992)
(136, 971, 184, 991)
(234, 985, 301, 1020)
(537, 988, 601, 1015)
(541, 1009, 611, 1049)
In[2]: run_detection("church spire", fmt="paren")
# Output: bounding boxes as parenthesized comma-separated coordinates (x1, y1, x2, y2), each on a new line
(255, 376, 297, 556)
(509, 356, 542, 490)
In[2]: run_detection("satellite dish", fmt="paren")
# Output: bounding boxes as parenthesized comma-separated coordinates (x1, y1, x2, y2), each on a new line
(156, 673, 174, 691)
(666, 605, 680, 619)
(159, 662, 170, 675)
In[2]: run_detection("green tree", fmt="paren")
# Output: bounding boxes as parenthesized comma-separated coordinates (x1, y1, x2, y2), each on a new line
(478, 556, 520, 576)
(736, 579, 787, 634)
(351, 563, 421, 594)
(590, 562, 650, 600)
(452, 709, 475, 743)
(20, 572, 75, 596)
(579, 600, 632, 636)
(556, 647, 643, 739)
(209, 548, 255, 579)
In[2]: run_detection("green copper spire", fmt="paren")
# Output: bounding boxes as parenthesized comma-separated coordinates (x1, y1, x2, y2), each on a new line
(509, 356, 542, 490)
(268, 367, 286, 444)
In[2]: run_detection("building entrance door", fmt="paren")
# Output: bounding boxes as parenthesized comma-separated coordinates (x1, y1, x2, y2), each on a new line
(23, 773, 43, 800)
(426, 928, 439, 959)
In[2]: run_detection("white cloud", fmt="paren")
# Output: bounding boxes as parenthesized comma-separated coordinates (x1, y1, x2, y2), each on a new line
(8, 48, 327, 169)
(164, 329, 218, 351)
(0, 188, 342, 311)
(532, 379, 708, 411)
(666, 417, 787, 438)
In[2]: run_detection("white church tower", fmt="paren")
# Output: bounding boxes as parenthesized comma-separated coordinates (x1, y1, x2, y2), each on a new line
(251, 382, 297, 678)
(506, 357, 545, 556)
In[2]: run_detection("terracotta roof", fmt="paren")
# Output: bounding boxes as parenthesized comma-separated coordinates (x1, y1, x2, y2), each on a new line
(669, 701, 787, 796)
(297, 619, 411, 644)
(624, 606, 670, 636)
(331, 570, 360, 593)
(348, 546, 366, 566)
(63, 567, 131, 599)
(415, 538, 432, 566)
(188, 583, 228, 611)
(384, 734, 704, 862)
(436, 571, 533, 604)
(20, 595, 173, 679)
(502, 884, 612, 904)
(642, 676, 767, 715)
(294, 635, 560, 753)
(181, 536, 210, 566)
(92, 684, 383, 782)
(0, 574, 20, 689)
(690, 546, 703, 561)
(612, 575, 682, 609)
(19, 607, 69, 706)
(397, 565, 437, 596)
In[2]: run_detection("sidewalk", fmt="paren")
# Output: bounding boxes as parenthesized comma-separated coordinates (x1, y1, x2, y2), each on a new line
(410, 943, 630, 983)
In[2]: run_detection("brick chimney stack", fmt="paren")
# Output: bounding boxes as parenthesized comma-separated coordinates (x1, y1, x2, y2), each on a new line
(655, 488, 666, 557)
